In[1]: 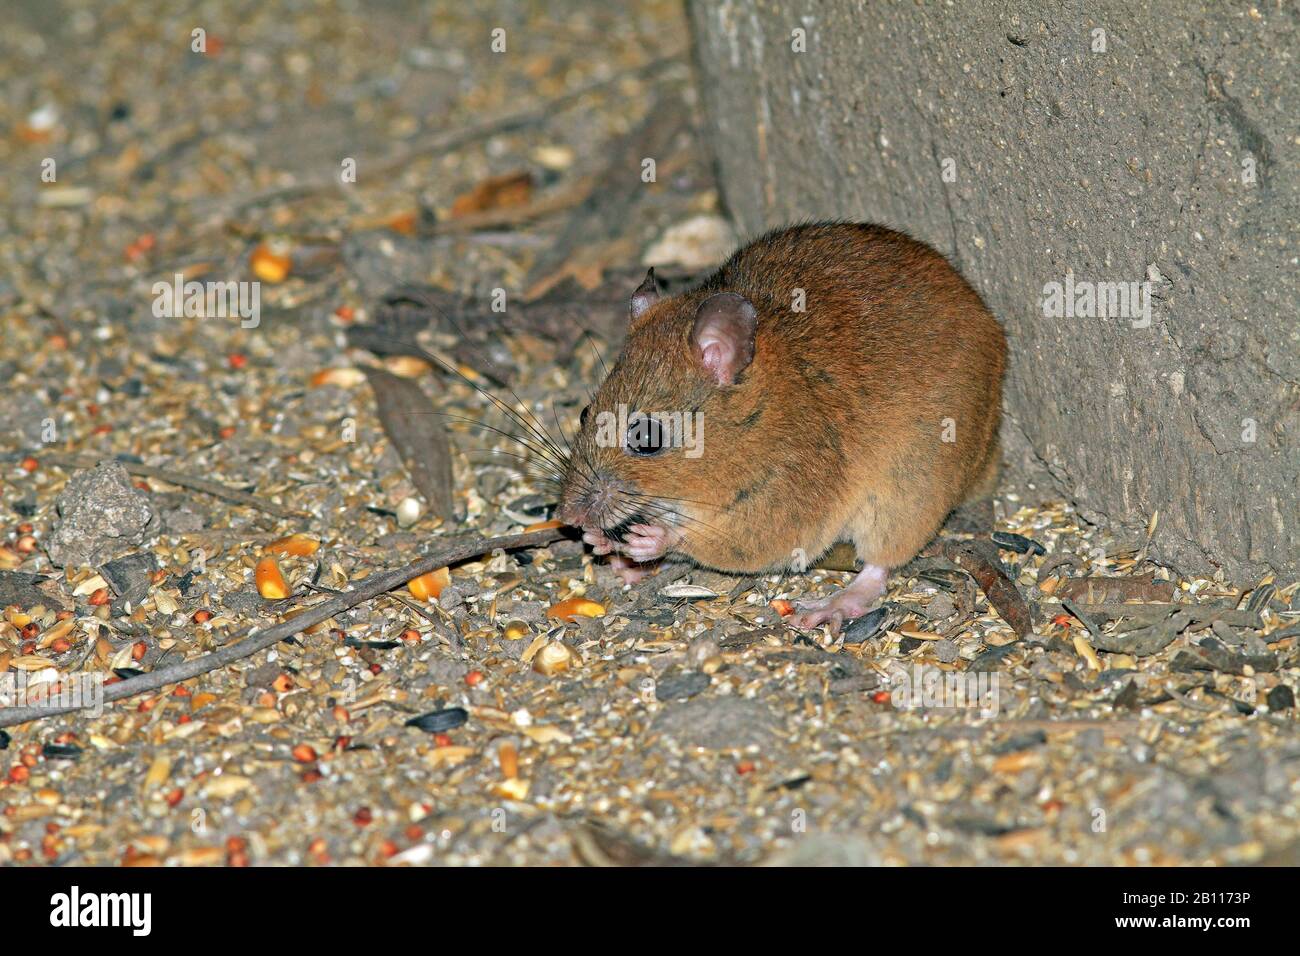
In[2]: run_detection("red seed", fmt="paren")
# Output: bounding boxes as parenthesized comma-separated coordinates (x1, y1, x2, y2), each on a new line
(88, 588, 110, 606)
(736, 760, 756, 775)
(218, 426, 236, 440)
(192, 609, 213, 624)
(19, 457, 39, 473)
(8, 766, 29, 784)
(225, 836, 247, 853)
(171, 685, 190, 697)
(1052, 613, 1071, 628)
(378, 840, 399, 859)
(292, 744, 318, 763)
(433, 733, 452, 747)
(132, 641, 147, 661)
(872, 691, 891, 704)
(353, 807, 373, 826)
(465, 670, 485, 687)
(14, 535, 37, 554)
(227, 352, 247, 370)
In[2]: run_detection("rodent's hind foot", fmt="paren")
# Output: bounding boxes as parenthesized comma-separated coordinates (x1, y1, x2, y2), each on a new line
(787, 564, 889, 634)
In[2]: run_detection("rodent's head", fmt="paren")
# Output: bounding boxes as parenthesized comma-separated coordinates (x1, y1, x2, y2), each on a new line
(557, 269, 762, 564)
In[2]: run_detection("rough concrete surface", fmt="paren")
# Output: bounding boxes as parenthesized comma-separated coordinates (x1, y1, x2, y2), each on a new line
(688, 1, 1298, 581)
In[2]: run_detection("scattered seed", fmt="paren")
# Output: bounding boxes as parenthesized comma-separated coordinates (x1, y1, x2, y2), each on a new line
(405, 707, 469, 734)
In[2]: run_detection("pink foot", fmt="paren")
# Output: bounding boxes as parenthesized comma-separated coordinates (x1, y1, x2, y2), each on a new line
(788, 564, 889, 633)
(582, 524, 680, 585)
(621, 523, 678, 563)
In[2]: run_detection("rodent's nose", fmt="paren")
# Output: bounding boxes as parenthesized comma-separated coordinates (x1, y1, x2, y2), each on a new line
(557, 500, 587, 528)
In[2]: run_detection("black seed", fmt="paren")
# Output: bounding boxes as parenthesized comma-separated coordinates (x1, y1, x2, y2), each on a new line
(42, 743, 83, 760)
(405, 706, 469, 733)
(991, 730, 1047, 754)
(991, 531, 1046, 555)
(917, 568, 968, 591)
(898, 636, 923, 654)
(0, 730, 10, 750)
(113, 667, 145, 679)
(842, 605, 890, 644)
(343, 638, 401, 650)
(1267, 685, 1295, 711)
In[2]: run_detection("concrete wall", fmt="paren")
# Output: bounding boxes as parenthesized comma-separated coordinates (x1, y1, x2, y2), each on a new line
(688, 0, 1298, 580)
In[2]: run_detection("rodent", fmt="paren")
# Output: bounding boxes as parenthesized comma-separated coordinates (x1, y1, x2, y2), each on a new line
(557, 221, 1007, 631)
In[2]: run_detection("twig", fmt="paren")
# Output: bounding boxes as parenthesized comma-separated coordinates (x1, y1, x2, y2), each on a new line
(0, 528, 565, 729)
(33, 452, 307, 521)
(218, 54, 683, 215)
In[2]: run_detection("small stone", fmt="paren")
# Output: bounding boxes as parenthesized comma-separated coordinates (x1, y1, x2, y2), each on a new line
(1267, 685, 1294, 711)
(437, 586, 465, 611)
(244, 662, 281, 689)
(934, 639, 959, 663)
(396, 496, 422, 528)
(47, 461, 159, 568)
(0, 571, 60, 610)
(924, 593, 956, 620)
(654, 670, 711, 702)
(99, 552, 159, 608)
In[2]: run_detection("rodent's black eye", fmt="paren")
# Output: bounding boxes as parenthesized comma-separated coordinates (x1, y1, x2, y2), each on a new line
(579, 404, 591, 428)
(625, 413, 665, 457)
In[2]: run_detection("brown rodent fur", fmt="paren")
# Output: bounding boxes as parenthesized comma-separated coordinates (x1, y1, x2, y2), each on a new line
(558, 221, 1006, 630)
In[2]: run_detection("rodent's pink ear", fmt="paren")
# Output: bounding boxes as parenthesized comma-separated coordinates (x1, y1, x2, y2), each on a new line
(691, 292, 757, 385)
(629, 268, 660, 321)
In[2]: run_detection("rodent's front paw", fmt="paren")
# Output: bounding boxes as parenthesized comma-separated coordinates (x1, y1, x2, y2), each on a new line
(581, 528, 616, 555)
(621, 523, 678, 562)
